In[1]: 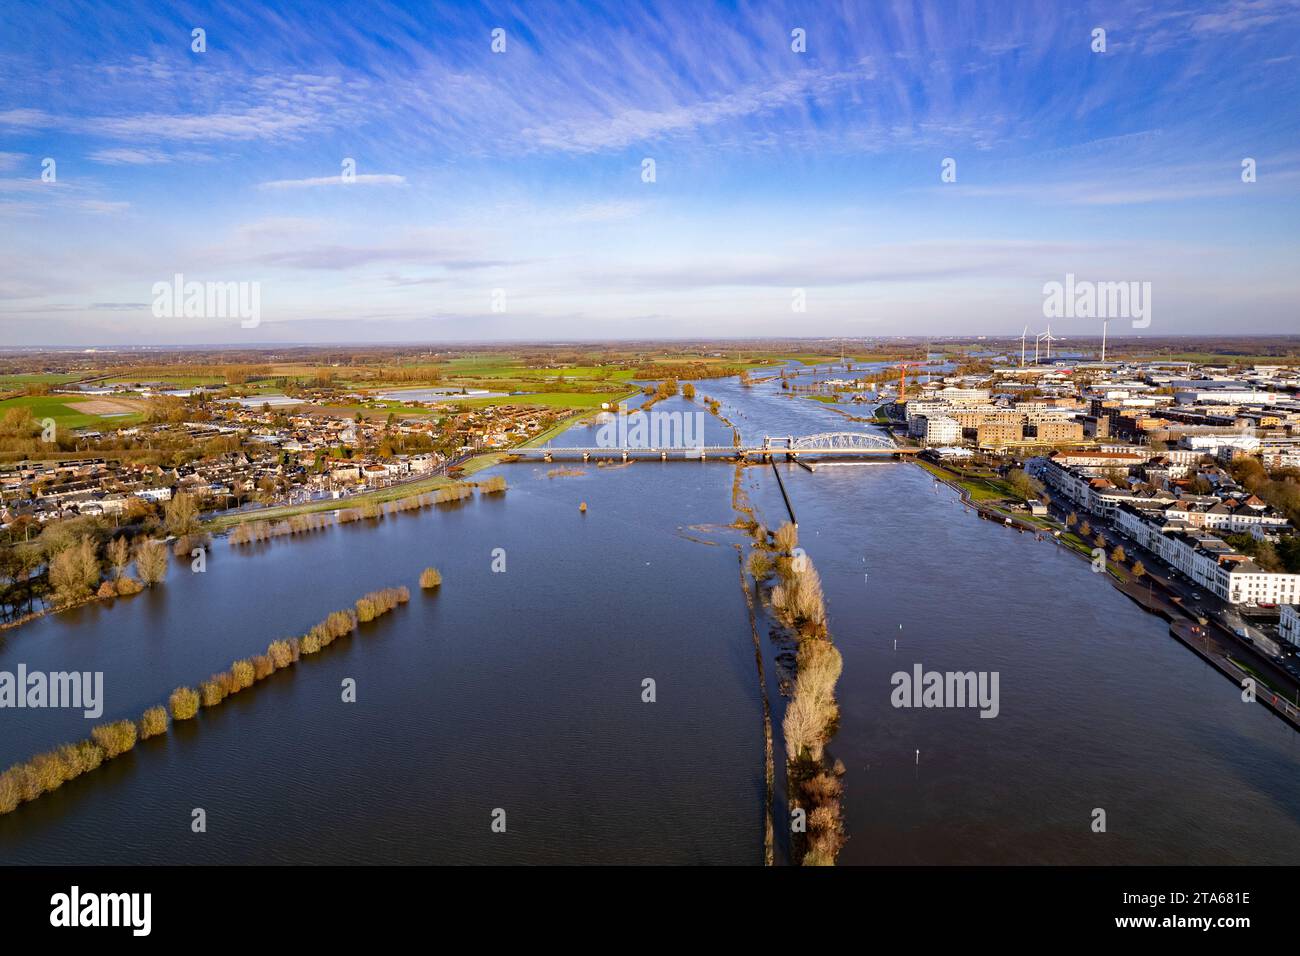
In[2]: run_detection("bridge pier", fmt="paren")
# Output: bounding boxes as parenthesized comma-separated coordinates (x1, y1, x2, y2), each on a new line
(543, 452, 552, 463)
(621, 450, 628, 462)
(661, 451, 667, 461)
(583, 452, 589, 462)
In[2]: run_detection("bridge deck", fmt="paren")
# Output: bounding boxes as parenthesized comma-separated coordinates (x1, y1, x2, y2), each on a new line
(509, 446, 918, 457)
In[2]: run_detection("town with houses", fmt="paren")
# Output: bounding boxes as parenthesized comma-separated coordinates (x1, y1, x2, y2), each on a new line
(892, 358, 1300, 662)
(1, 395, 566, 525)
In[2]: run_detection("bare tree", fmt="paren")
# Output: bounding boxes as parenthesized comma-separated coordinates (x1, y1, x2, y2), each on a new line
(134, 540, 168, 587)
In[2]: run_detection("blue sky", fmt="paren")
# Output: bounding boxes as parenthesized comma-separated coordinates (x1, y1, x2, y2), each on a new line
(1, 0, 1298, 345)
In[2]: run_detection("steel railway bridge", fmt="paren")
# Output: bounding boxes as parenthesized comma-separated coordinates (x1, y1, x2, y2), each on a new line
(511, 431, 917, 462)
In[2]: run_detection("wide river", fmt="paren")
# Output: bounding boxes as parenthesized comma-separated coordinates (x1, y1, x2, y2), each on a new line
(2, 364, 1298, 864)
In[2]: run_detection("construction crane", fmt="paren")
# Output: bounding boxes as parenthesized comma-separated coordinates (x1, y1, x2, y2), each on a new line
(894, 361, 923, 402)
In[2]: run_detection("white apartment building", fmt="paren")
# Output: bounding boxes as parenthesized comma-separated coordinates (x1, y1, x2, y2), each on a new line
(1162, 498, 1291, 534)
(1220, 559, 1300, 606)
(934, 387, 991, 403)
(1040, 459, 1173, 517)
(924, 416, 962, 445)
(1112, 503, 1300, 605)
(1280, 605, 1300, 649)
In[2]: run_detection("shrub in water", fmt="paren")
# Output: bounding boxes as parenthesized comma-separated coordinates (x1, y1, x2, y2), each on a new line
(230, 659, 255, 692)
(115, 576, 143, 596)
(90, 720, 137, 759)
(170, 686, 200, 721)
(139, 706, 168, 740)
(60, 740, 104, 776)
(266, 640, 294, 669)
(199, 677, 228, 708)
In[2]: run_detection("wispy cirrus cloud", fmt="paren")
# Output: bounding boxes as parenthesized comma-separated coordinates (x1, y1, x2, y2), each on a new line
(259, 173, 407, 189)
(1, 0, 1297, 342)
(89, 147, 210, 165)
(1191, 0, 1300, 33)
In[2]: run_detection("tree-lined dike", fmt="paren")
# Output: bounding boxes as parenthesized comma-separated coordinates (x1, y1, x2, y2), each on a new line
(733, 469, 846, 864)
(1, 586, 410, 816)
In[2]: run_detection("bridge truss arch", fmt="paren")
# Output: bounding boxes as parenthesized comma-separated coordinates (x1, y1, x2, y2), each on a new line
(781, 431, 897, 451)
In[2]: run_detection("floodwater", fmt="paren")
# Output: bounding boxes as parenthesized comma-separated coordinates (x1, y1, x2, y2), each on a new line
(2, 362, 1297, 864)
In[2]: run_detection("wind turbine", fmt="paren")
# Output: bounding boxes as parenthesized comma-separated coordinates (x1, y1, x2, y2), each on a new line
(1100, 317, 1109, 363)
(1020, 325, 1029, 368)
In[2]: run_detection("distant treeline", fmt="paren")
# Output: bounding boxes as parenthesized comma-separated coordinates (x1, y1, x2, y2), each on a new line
(631, 363, 750, 380)
(0, 583, 413, 816)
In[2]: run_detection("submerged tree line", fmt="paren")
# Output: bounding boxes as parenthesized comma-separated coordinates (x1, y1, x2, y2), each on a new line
(228, 480, 496, 547)
(746, 520, 846, 866)
(0, 583, 418, 816)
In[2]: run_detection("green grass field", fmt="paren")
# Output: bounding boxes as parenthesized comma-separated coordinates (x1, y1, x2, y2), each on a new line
(437, 355, 635, 381)
(0, 373, 85, 387)
(458, 390, 635, 409)
(914, 458, 1016, 502)
(0, 395, 144, 431)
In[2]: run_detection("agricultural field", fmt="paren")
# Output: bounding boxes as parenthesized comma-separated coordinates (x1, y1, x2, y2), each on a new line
(0, 393, 147, 430)
(0, 372, 86, 387)
(456, 390, 630, 409)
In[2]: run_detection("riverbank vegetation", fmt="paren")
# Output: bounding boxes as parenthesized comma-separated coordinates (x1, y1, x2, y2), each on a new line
(1, 525, 156, 629)
(134, 539, 168, 586)
(0, 581, 412, 816)
(227, 483, 476, 548)
(746, 518, 846, 865)
(230, 513, 332, 545)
